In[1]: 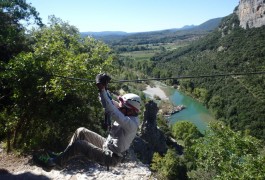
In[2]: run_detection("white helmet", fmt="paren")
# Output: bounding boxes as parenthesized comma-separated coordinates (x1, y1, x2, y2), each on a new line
(119, 93, 141, 112)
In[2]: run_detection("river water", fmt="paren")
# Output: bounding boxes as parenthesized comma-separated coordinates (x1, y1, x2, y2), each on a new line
(162, 86, 215, 133)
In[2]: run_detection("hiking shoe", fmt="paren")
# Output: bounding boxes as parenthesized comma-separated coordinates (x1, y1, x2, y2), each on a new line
(33, 152, 56, 168)
(47, 151, 62, 159)
(46, 158, 56, 167)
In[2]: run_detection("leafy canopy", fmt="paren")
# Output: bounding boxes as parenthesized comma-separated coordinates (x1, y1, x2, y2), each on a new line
(2, 16, 114, 151)
(0, 0, 43, 62)
(171, 121, 202, 146)
(187, 122, 265, 180)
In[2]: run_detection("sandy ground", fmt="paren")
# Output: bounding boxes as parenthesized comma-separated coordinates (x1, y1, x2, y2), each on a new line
(143, 85, 168, 100)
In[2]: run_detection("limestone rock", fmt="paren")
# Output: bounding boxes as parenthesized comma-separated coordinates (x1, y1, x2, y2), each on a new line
(236, 0, 265, 28)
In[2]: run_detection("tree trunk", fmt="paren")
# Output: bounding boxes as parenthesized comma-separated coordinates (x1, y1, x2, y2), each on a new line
(6, 130, 11, 153)
(12, 117, 26, 149)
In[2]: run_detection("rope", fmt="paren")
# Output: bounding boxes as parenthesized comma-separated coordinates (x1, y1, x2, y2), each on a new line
(1, 67, 265, 83)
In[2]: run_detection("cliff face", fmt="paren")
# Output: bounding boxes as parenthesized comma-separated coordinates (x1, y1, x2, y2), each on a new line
(236, 0, 265, 28)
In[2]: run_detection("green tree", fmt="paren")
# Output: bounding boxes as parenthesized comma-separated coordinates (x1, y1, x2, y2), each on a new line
(0, 0, 43, 151)
(187, 122, 265, 180)
(0, 0, 42, 63)
(172, 121, 202, 146)
(208, 95, 225, 119)
(151, 149, 188, 180)
(2, 17, 113, 151)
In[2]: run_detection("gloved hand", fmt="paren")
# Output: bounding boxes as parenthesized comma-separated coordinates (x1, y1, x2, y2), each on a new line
(96, 73, 111, 90)
(96, 73, 111, 85)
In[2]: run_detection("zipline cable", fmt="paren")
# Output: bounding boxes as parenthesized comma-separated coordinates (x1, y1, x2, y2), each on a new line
(1, 67, 265, 83)
(113, 71, 265, 83)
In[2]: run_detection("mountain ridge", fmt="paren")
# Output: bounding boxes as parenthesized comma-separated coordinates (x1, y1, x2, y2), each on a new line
(81, 17, 223, 38)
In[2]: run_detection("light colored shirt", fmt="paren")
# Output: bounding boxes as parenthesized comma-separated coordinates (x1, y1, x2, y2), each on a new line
(99, 89, 139, 154)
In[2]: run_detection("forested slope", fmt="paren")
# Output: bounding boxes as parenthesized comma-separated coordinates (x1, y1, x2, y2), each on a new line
(146, 13, 265, 140)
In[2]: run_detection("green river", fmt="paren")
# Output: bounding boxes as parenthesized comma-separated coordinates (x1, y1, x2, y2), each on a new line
(162, 86, 215, 133)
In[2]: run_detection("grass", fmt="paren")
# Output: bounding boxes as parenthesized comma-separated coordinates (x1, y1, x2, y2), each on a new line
(118, 42, 188, 61)
(120, 51, 155, 61)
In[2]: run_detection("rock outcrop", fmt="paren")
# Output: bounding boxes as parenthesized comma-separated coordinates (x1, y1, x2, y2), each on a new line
(236, 0, 265, 28)
(132, 100, 167, 164)
(0, 152, 154, 180)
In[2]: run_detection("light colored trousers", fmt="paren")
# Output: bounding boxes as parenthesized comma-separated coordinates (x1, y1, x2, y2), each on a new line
(55, 127, 122, 167)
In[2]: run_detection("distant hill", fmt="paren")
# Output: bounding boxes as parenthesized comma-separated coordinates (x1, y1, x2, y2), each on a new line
(180, 25, 196, 30)
(81, 31, 128, 37)
(167, 17, 222, 32)
(192, 17, 223, 31)
(80, 17, 223, 43)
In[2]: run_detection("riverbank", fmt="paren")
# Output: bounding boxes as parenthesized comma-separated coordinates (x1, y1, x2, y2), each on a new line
(143, 83, 176, 115)
(143, 82, 215, 133)
(143, 84, 168, 100)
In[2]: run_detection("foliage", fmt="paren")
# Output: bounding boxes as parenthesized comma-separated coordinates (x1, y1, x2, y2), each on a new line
(156, 114, 171, 137)
(0, 0, 43, 63)
(0, 0, 43, 151)
(186, 122, 265, 180)
(1, 16, 113, 151)
(171, 121, 202, 146)
(151, 122, 265, 180)
(107, 29, 208, 48)
(151, 149, 188, 180)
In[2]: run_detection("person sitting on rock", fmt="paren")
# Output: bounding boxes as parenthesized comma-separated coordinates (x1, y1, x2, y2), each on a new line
(41, 73, 141, 169)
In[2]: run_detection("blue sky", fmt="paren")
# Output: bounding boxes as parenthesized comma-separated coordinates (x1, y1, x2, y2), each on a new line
(27, 0, 239, 33)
